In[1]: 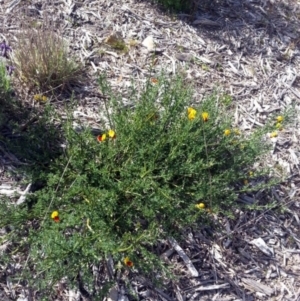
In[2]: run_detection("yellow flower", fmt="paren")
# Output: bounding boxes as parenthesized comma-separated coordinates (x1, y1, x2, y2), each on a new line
(187, 107, 197, 120)
(97, 133, 107, 142)
(234, 129, 241, 135)
(51, 211, 59, 222)
(124, 257, 134, 267)
(224, 129, 231, 136)
(33, 94, 47, 102)
(195, 203, 205, 209)
(270, 131, 278, 138)
(249, 171, 253, 177)
(201, 112, 209, 122)
(275, 123, 283, 131)
(276, 116, 284, 122)
(33, 94, 41, 101)
(108, 129, 116, 139)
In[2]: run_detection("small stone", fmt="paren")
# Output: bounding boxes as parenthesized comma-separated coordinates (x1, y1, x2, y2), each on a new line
(142, 36, 155, 51)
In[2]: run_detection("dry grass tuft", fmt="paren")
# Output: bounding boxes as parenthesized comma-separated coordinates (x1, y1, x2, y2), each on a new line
(12, 27, 86, 95)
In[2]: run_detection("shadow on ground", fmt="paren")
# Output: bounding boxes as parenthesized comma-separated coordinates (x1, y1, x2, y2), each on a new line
(0, 92, 64, 187)
(149, 0, 300, 55)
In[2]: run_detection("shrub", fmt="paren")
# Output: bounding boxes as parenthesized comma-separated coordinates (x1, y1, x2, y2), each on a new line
(0, 61, 11, 101)
(0, 59, 12, 129)
(12, 28, 85, 94)
(0, 75, 286, 297)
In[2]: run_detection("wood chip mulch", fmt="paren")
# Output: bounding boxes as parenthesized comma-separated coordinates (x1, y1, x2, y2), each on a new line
(1, 0, 300, 300)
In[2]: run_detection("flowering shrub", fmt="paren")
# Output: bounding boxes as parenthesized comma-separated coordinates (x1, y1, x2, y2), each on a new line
(0, 75, 288, 297)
